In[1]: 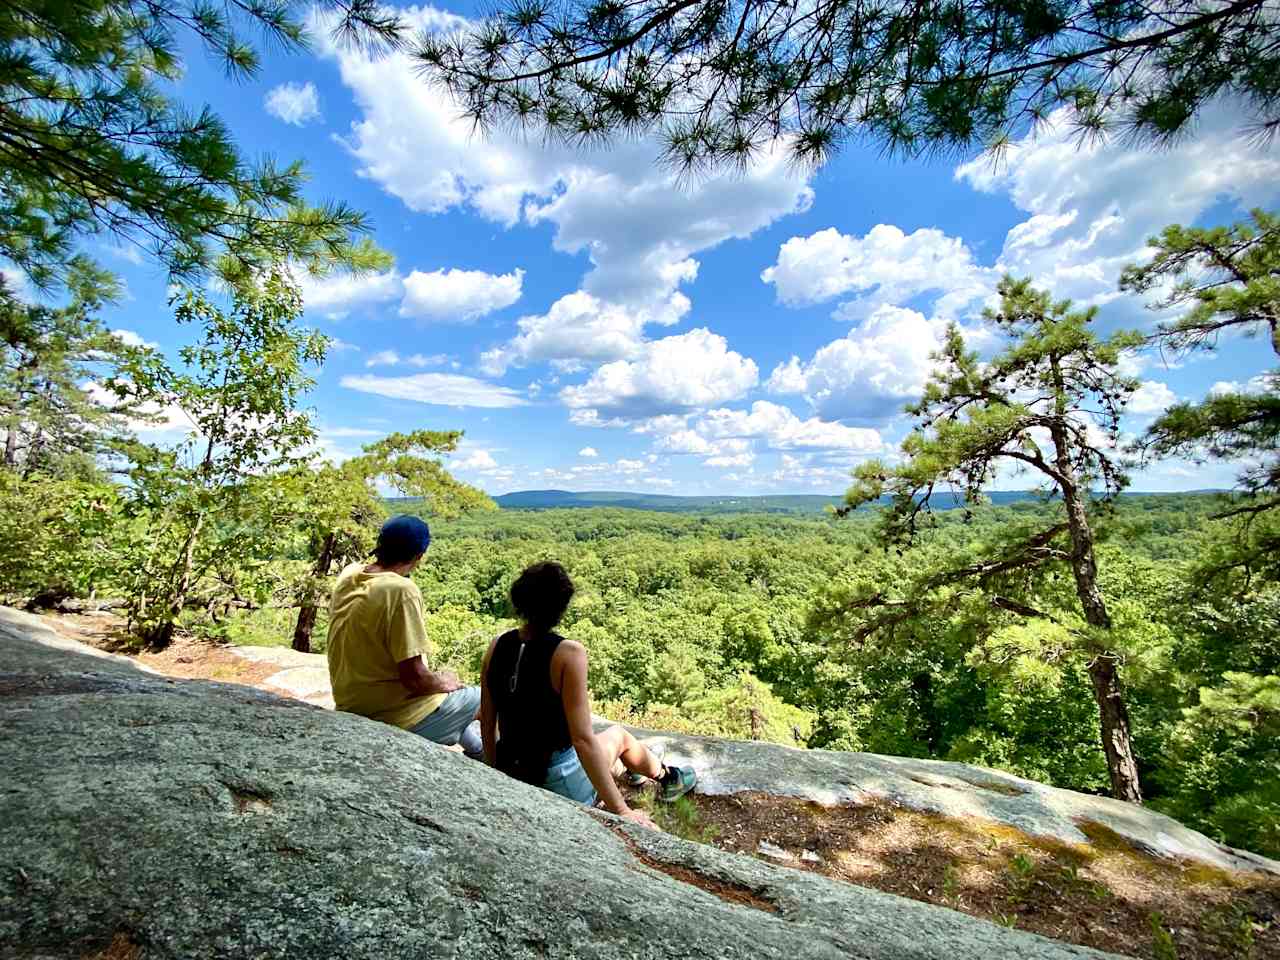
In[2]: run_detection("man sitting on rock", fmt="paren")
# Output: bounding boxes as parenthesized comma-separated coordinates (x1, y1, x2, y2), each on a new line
(326, 515, 482, 758)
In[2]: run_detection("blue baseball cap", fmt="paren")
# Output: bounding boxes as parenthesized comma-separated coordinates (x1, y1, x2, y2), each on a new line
(377, 514, 431, 558)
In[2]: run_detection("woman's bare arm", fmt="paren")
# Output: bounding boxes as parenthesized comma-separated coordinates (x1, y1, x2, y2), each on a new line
(557, 642, 650, 823)
(479, 636, 500, 766)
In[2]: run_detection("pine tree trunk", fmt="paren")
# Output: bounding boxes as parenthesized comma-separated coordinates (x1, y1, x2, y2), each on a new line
(1049, 396, 1144, 804)
(292, 532, 336, 653)
(1086, 654, 1144, 802)
(3, 428, 16, 468)
(292, 604, 319, 654)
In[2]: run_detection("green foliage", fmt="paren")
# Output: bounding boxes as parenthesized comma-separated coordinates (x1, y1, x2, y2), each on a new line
(0, 272, 143, 476)
(841, 275, 1149, 801)
(1122, 210, 1280, 584)
(630, 792, 718, 844)
(420, 0, 1279, 172)
(1150, 912, 1180, 960)
(204, 603, 313, 650)
(1154, 669, 1280, 858)
(1121, 210, 1280, 360)
(0, 472, 136, 601)
(940, 864, 961, 903)
(110, 272, 326, 646)
(605, 672, 815, 746)
(1004, 852, 1037, 907)
(0, 0, 400, 292)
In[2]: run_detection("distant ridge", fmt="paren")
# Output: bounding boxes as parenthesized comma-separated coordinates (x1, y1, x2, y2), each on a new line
(493, 489, 845, 513)
(489, 489, 1225, 514)
(494, 489, 1008, 514)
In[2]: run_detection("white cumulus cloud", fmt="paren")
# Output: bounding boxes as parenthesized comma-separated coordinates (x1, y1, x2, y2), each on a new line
(766, 305, 958, 423)
(320, 11, 812, 370)
(560, 329, 758, 421)
(453, 449, 499, 471)
(295, 265, 522, 325)
(363, 350, 450, 368)
(955, 102, 1280, 315)
(578, 447, 598, 458)
(264, 81, 321, 126)
(761, 224, 994, 320)
(399, 268, 523, 323)
(698, 401, 884, 453)
(1127, 380, 1178, 416)
(111, 329, 159, 350)
(296, 269, 401, 319)
(480, 291, 688, 376)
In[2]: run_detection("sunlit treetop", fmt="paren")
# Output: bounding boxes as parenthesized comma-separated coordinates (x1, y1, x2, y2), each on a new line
(417, 0, 1280, 174)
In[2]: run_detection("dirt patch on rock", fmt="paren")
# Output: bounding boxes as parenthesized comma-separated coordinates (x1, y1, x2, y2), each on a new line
(646, 790, 1278, 960)
(43, 611, 284, 690)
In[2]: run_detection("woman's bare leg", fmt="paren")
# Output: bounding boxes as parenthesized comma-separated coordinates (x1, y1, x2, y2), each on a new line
(596, 724, 663, 780)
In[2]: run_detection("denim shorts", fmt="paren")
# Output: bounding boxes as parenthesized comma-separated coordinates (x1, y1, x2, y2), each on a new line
(544, 746, 597, 806)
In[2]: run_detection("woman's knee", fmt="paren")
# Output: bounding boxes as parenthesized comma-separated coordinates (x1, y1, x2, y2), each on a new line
(597, 724, 631, 760)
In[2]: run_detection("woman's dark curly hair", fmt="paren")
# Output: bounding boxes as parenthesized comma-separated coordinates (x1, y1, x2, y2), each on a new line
(510, 561, 575, 634)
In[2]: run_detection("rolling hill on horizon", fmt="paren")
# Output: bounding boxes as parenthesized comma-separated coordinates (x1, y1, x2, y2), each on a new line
(483, 489, 1226, 514)
(493, 489, 848, 513)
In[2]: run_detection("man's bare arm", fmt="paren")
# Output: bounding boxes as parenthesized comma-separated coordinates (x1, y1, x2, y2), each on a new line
(396, 655, 462, 697)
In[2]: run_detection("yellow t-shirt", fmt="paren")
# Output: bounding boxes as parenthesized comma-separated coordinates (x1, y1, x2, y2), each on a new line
(326, 563, 445, 729)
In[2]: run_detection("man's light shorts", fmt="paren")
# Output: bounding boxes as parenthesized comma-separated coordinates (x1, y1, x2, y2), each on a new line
(407, 686, 482, 759)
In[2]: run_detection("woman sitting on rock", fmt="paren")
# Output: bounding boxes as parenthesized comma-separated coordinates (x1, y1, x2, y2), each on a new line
(480, 561, 696, 828)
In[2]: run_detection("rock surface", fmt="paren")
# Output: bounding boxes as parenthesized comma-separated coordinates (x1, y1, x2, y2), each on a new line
(235, 637, 1280, 878)
(0, 611, 1119, 960)
(0, 606, 154, 678)
(230, 643, 336, 708)
(635, 727, 1280, 877)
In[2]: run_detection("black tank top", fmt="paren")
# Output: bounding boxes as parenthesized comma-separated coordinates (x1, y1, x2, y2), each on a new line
(486, 629, 572, 784)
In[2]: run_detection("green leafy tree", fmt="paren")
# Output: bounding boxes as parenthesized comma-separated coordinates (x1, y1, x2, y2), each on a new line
(112, 272, 323, 647)
(0, 470, 137, 603)
(1121, 210, 1280, 580)
(601, 671, 815, 746)
(0, 267, 145, 476)
(0, 0, 401, 291)
(287, 431, 493, 652)
(419, 0, 1279, 172)
(842, 277, 1148, 802)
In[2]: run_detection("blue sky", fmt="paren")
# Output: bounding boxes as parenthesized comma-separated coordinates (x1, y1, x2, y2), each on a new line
(92, 5, 1280, 496)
